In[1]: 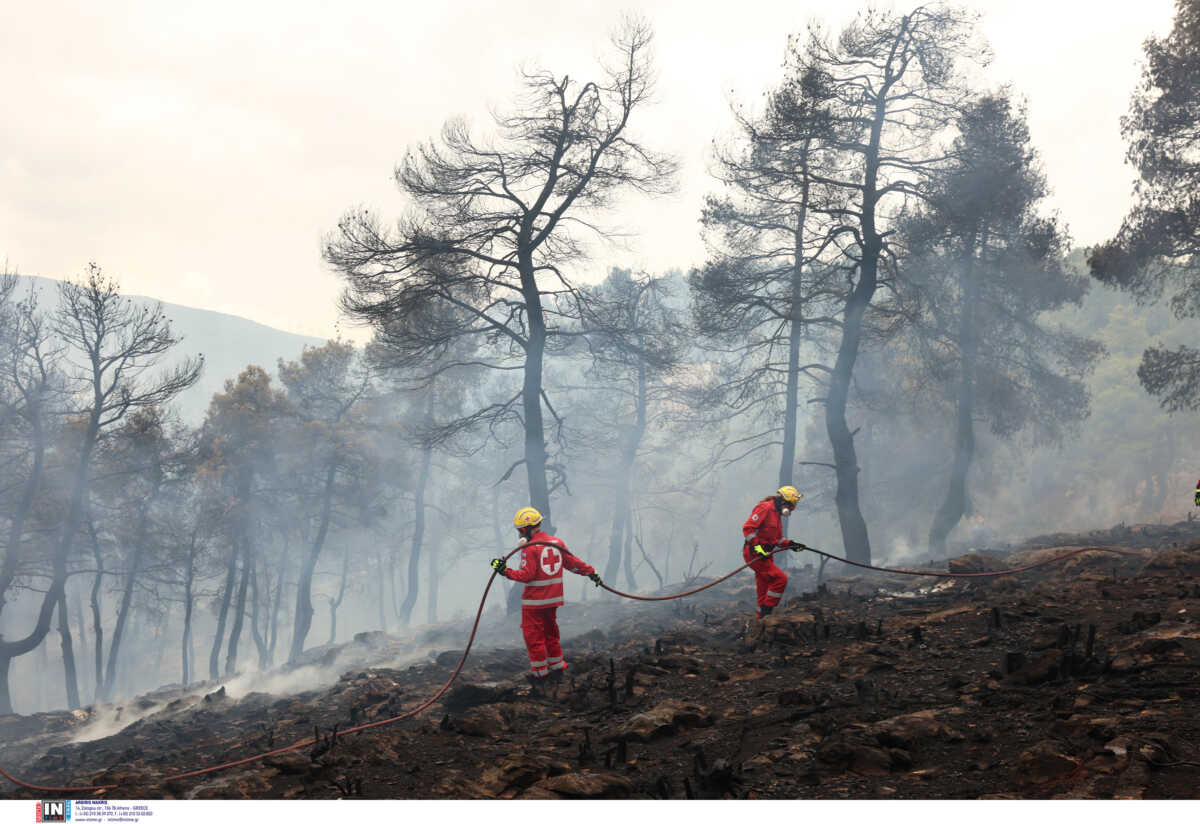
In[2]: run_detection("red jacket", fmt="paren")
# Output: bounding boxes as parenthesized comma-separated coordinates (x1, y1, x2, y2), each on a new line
(503, 531, 595, 609)
(743, 499, 784, 550)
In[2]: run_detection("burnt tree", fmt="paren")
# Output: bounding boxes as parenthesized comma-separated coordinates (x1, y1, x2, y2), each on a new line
(326, 18, 676, 529)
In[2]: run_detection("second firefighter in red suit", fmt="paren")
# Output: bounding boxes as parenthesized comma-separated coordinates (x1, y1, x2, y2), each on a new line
(491, 507, 602, 679)
(742, 485, 808, 618)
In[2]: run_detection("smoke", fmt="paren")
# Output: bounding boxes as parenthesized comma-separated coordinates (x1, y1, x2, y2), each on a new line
(70, 703, 162, 744)
(881, 535, 924, 566)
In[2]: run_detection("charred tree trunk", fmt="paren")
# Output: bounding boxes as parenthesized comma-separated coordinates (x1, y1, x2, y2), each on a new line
(102, 480, 160, 701)
(825, 265, 875, 564)
(328, 548, 349, 646)
(249, 559, 269, 669)
(73, 585, 89, 701)
(427, 520, 439, 625)
(520, 252, 552, 526)
(605, 502, 627, 585)
(290, 460, 337, 663)
(57, 586, 80, 710)
(225, 540, 252, 676)
(609, 337, 648, 587)
(154, 615, 169, 685)
(399, 443, 432, 627)
(267, 551, 285, 666)
(623, 509, 637, 591)
(0, 655, 9, 717)
(391, 547, 402, 620)
(824, 96, 887, 566)
(87, 514, 104, 701)
(209, 540, 239, 681)
(0, 410, 99, 714)
(0, 406, 46, 628)
(376, 548, 388, 632)
(780, 177, 811, 545)
(117, 608, 139, 699)
(929, 233, 981, 556)
(181, 537, 197, 685)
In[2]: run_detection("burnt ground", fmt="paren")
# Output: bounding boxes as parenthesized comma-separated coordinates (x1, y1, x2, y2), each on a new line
(2, 521, 1200, 800)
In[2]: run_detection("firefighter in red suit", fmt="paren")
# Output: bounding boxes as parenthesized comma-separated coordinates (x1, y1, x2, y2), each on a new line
(742, 485, 808, 618)
(490, 507, 602, 681)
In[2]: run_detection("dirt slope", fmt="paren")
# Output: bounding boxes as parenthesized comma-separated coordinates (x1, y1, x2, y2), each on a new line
(2, 533, 1199, 800)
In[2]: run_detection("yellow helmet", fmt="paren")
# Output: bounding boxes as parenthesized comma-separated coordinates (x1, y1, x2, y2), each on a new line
(777, 485, 802, 505)
(513, 506, 544, 528)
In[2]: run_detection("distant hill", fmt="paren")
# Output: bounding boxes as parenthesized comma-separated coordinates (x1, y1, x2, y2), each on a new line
(13, 275, 326, 423)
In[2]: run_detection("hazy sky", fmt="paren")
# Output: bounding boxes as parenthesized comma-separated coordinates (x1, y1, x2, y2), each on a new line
(1, 0, 1176, 340)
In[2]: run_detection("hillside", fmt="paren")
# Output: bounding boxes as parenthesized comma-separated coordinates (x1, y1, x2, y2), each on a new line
(12, 275, 326, 422)
(1, 521, 1198, 800)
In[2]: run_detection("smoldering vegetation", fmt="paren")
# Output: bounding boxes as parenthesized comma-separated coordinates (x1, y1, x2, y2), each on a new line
(1, 3, 1199, 779)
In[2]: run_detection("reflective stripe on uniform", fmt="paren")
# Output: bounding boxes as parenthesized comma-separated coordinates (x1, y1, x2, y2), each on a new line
(546, 655, 562, 664)
(522, 597, 564, 607)
(528, 659, 547, 667)
(766, 590, 784, 598)
(529, 576, 563, 585)
(530, 668, 548, 677)
(549, 661, 567, 670)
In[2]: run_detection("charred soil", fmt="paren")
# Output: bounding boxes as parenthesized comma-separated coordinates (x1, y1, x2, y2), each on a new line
(3, 525, 1200, 800)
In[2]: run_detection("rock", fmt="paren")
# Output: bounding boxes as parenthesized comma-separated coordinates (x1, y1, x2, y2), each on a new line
(1006, 649, 1060, 685)
(850, 746, 893, 776)
(522, 772, 634, 799)
(353, 630, 388, 648)
(1143, 546, 1200, 574)
(778, 686, 822, 707)
(263, 752, 315, 775)
(1117, 611, 1162, 634)
(654, 654, 702, 672)
(610, 699, 711, 742)
(948, 553, 1006, 573)
(817, 738, 894, 775)
(742, 753, 774, 771)
(1084, 717, 1122, 740)
(761, 612, 816, 644)
(445, 705, 508, 737)
(478, 755, 551, 795)
(871, 709, 953, 750)
(1011, 545, 1150, 577)
(443, 682, 516, 713)
(436, 650, 466, 667)
(1017, 741, 1080, 784)
(727, 667, 770, 682)
(1108, 653, 1140, 673)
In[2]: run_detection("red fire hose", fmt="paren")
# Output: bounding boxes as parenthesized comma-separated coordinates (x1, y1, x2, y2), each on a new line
(0, 542, 1148, 794)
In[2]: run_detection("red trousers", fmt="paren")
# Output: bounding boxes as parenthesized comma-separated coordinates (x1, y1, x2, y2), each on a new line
(743, 546, 788, 617)
(520, 607, 566, 677)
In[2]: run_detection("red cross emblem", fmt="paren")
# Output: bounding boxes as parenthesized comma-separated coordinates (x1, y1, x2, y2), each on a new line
(540, 547, 562, 576)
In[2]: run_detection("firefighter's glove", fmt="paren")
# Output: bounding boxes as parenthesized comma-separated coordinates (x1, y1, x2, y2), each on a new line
(753, 544, 770, 558)
(490, 558, 507, 575)
(1195, 488, 1200, 507)
(789, 541, 810, 553)
(588, 572, 603, 588)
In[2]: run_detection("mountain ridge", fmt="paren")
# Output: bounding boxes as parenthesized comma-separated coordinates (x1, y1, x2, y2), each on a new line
(10, 274, 328, 423)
